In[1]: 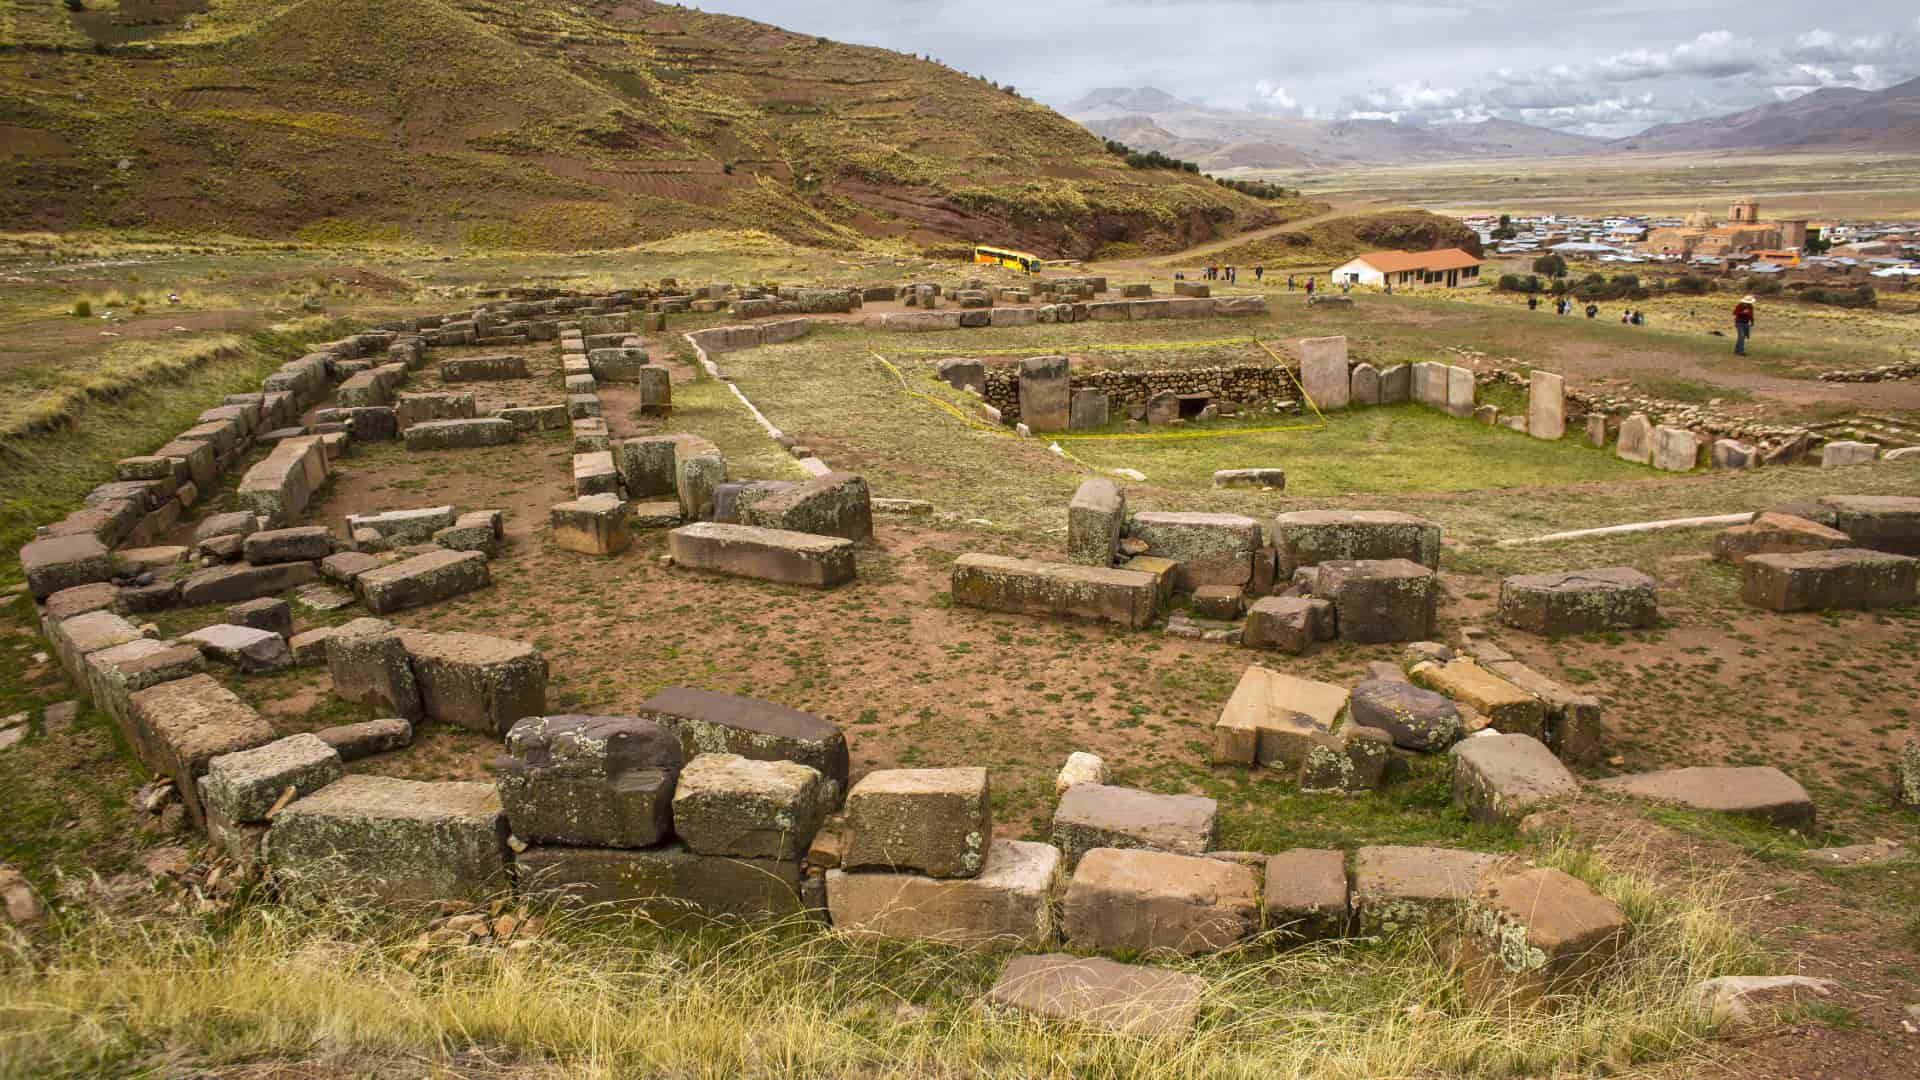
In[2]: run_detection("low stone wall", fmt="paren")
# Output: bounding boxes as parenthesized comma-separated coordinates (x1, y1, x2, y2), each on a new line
(984, 365, 1296, 423)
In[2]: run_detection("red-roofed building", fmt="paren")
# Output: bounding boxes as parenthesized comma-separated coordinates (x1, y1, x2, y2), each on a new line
(1331, 248, 1485, 289)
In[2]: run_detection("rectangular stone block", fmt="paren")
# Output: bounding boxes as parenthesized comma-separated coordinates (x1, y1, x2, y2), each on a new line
(1313, 558, 1437, 644)
(985, 954, 1204, 1037)
(403, 418, 515, 450)
(1274, 510, 1441, 574)
(266, 776, 508, 904)
(497, 714, 683, 848)
(1051, 783, 1218, 869)
(1018, 355, 1070, 432)
(843, 767, 991, 879)
(401, 630, 548, 737)
(21, 533, 113, 600)
(827, 839, 1059, 948)
(127, 674, 276, 826)
(203, 733, 343, 824)
(355, 549, 490, 614)
(737, 472, 873, 542)
(951, 554, 1156, 629)
(1740, 548, 1918, 611)
(1264, 849, 1349, 939)
(551, 495, 631, 556)
(1063, 847, 1258, 955)
(1413, 659, 1547, 740)
(1067, 479, 1125, 567)
(84, 637, 207, 739)
(179, 561, 320, 607)
(1350, 845, 1500, 932)
(673, 753, 827, 861)
(668, 523, 855, 588)
(1298, 336, 1350, 410)
(1212, 664, 1348, 768)
(438, 355, 529, 382)
(1451, 733, 1579, 826)
(1528, 370, 1565, 441)
(1125, 512, 1261, 593)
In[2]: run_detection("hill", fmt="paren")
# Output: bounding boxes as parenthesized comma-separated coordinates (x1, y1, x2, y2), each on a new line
(1192, 209, 1482, 268)
(1067, 87, 1607, 168)
(1613, 77, 1920, 153)
(0, 0, 1282, 255)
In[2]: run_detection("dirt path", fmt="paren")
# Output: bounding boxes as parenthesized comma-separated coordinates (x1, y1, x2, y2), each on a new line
(1087, 201, 1365, 274)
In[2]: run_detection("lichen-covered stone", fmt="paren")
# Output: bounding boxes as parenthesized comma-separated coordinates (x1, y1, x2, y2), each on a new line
(326, 617, 423, 720)
(1590, 766, 1814, 827)
(1211, 665, 1349, 769)
(1412, 659, 1547, 741)
(1263, 849, 1349, 939)
(1712, 513, 1850, 565)
(669, 523, 855, 588)
(1740, 548, 1919, 612)
(401, 630, 548, 737)
(1274, 510, 1442, 575)
(1465, 865, 1627, 1003)
(497, 714, 683, 848)
(1350, 845, 1501, 933)
(1298, 725, 1394, 793)
(403, 418, 516, 450)
(673, 435, 728, 521)
(551, 495, 631, 556)
(356, 549, 490, 614)
(615, 436, 678, 499)
(1067, 479, 1125, 566)
(267, 776, 508, 904)
(21, 533, 113, 600)
(1313, 558, 1437, 644)
(738, 472, 873, 542)
(1126, 512, 1261, 592)
(203, 733, 343, 824)
(842, 767, 991, 879)
(126, 674, 276, 827)
(315, 717, 413, 762)
(1349, 679, 1462, 752)
(1242, 595, 1335, 654)
(951, 554, 1157, 628)
(183, 624, 294, 673)
(1498, 568, 1658, 635)
(673, 753, 827, 860)
(514, 843, 803, 924)
(984, 954, 1205, 1037)
(83, 637, 206, 740)
(179, 561, 321, 607)
(1451, 734, 1578, 826)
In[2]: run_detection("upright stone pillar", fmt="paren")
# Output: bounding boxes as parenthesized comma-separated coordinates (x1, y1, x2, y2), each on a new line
(1528, 370, 1565, 441)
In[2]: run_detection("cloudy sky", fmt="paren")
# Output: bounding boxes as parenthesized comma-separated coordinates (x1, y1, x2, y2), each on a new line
(686, 1, 1920, 137)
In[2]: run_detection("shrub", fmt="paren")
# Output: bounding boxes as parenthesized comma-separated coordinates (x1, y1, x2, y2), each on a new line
(1668, 274, 1712, 296)
(1531, 254, 1568, 278)
(1744, 276, 1783, 296)
(1496, 274, 1543, 294)
(71, 299, 91, 318)
(1800, 285, 1876, 308)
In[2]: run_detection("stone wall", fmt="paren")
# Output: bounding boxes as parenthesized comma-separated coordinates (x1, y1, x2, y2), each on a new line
(984, 364, 1297, 423)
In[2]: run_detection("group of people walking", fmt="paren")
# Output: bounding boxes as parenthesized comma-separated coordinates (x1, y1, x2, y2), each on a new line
(1523, 291, 1760, 354)
(1201, 265, 1262, 283)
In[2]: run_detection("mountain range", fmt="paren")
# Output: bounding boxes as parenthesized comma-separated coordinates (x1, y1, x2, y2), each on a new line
(1068, 79, 1920, 169)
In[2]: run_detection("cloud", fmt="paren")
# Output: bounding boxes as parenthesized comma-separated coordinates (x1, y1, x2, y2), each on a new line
(1249, 80, 1311, 117)
(1592, 30, 1761, 82)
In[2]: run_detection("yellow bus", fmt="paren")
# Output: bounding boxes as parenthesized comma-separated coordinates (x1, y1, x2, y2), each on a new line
(974, 245, 1043, 274)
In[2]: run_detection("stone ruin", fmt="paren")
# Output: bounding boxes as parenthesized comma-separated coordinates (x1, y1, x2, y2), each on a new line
(14, 278, 1920, 1037)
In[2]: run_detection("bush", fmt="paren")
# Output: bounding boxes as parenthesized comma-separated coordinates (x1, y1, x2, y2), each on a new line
(1800, 285, 1876, 308)
(1668, 274, 1712, 296)
(1531, 254, 1568, 278)
(1744, 276, 1783, 297)
(1496, 274, 1543, 294)
(71, 299, 91, 318)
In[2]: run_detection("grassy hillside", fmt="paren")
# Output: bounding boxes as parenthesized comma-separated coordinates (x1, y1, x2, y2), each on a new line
(1201, 210, 1483, 269)
(0, 0, 1278, 255)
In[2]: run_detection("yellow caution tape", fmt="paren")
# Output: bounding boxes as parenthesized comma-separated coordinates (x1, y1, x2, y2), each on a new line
(889, 337, 1255, 356)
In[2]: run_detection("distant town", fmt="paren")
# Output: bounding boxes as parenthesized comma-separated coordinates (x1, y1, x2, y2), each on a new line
(1461, 202, 1920, 281)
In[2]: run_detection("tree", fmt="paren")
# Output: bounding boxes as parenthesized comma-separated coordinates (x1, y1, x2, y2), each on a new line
(1491, 213, 1518, 241)
(1531, 253, 1568, 278)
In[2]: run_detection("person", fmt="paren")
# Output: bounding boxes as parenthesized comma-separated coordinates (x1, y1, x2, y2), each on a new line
(1733, 295, 1755, 354)
(1305, 277, 1315, 297)
(1384, 281, 1392, 295)
(1287, 274, 1295, 291)
(1585, 303, 1598, 319)
(1632, 310, 1645, 326)
(1340, 279, 1352, 296)
(1254, 266, 1264, 283)
(1527, 294, 1538, 311)
(1621, 310, 1631, 324)
(1228, 266, 1237, 284)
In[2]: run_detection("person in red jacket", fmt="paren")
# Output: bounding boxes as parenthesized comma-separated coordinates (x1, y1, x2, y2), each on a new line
(1733, 295, 1756, 355)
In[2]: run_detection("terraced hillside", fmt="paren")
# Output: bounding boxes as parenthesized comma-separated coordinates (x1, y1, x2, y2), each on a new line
(0, 0, 1292, 254)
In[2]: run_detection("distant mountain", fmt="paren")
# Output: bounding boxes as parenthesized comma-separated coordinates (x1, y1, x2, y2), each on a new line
(1066, 87, 1609, 168)
(1613, 77, 1920, 152)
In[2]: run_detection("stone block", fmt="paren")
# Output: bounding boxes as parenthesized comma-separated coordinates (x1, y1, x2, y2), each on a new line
(403, 419, 515, 450)
(1068, 388, 1109, 429)
(573, 451, 620, 497)
(513, 844, 802, 924)
(325, 617, 424, 720)
(1712, 513, 1850, 565)
(401, 630, 548, 737)
(1298, 336, 1350, 410)
(1350, 362, 1382, 405)
(203, 733, 343, 824)
(1063, 847, 1259, 955)
(737, 472, 873, 542)
(183, 624, 293, 673)
(179, 561, 319, 607)
(126, 674, 275, 826)
(1211, 664, 1348, 768)
(497, 714, 683, 848)
(1126, 511, 1262, 592)
(1817, 495, 1920, 555)
(1298, 725, 1394, 793)
(827, 839, 1058, 948)
(842, 767, 991, 879)
(551, 494, 631, 557)
(672, 436, 727, 522)
(1066, 479, 1125, 567)
(1464, 865, 1628, 1002)
(639, 687, 849, 807)
(1380, 363, 1412, 403)
(1241, 595, 1335, 654)
(984, 954, 1204, 1037)
(1591, 766, 1814, 827)
(672, 753, 826, 860)
(1273, 510, 1441, 574)
(1528, 370, 1565, 440)
(226, 597, 293, 638)
(435, 510, 505, 557)
(355, 549, 490, 615)
(243, 526, 333, 565)
(83, 637, 206, 739)
(1445, 365, 1476, 417)
(315, 717, 413, 761)
(266, 776, 508, 904)
(1822, 440, 1879, 467)
(1740, 548, 1918, 611)
(1651, 426, 1700, 472)
(950, 554, 1156, 628)
(1018, 355, 1070, 432)
(668, 522, 855, 588)
(1263, 848, 1349, 939)
(1052, 783, 1218, 869)
(1349, 679, 1462, 752)
(1313, 558, 1436, 643)
(1191, 585, 1244, 620)
(1413, 660, 1547, 740)
(1711, 439, 1759, 469)
(21, 533, 114, 600)
(439, 354, 529, 382)
(1498, 567, 1659, 635)
(346, 506, 456, 547)
(47, 609, 145, 685)
(1213, 468, 1286, 490)
(616, 437, 679, 499)
(1615, 414, 1652, 464)
(1351, 845, 1500, 932)
(1451, 733, 1578, 826)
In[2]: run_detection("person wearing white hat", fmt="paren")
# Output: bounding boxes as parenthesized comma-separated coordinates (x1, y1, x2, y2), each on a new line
(1733, 294, 1756, 355)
